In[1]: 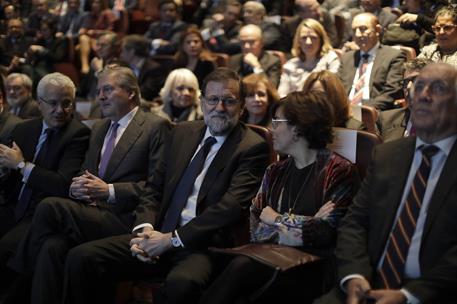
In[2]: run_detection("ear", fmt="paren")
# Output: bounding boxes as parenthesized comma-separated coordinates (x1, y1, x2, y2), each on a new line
(375, 24, 382, 36)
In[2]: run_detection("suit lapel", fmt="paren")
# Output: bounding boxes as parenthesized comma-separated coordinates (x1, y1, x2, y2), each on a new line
(422, 140, 457, 239)
(369, 45, 384, 90)
(347, 51, 360, 94)
(103, 110, 144, 180)
(197, 124, 243, 205)
(375, 138, 416, 259)
(21, 120, 42, 161)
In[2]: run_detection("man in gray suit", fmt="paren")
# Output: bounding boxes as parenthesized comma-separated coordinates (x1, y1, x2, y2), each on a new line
(338, 13, 406, 111)
(7, 66, 171, 304)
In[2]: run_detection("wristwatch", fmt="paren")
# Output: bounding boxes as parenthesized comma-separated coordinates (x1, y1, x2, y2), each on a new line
(170, 231, 181, 248)
(16, 161, 26, 171)
(274, 215, 282, 225)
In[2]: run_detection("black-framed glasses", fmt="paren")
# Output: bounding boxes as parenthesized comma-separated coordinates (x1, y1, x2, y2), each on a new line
(203, 96, 240, 107)
(39, 97, 73, 110)
(402, 75, 417, 89)
(431, 24, 457, 34)
(271, 118, 289, 129)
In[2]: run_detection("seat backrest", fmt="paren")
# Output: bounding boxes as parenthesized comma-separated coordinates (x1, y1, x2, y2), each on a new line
(361, 105, 379, 133)
(391, 45, 417, 60)
(330, 128, 383, 179)
(266, 50, 287, 66)
(246, 124, 278, 164)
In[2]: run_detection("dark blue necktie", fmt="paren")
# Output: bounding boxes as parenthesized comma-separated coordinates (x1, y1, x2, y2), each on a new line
(15, 128, 56, 220)
(161, 136, 217, 233)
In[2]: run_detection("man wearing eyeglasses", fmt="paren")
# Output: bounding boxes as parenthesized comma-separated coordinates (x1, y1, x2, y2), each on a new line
(59, 67, 270, 304)
(377, 58, 432, 142)
(6, 66, 171, 304)
(338, 12, 406, 111)
(417, 5, 457, 67)
(0, 72, 90, 298)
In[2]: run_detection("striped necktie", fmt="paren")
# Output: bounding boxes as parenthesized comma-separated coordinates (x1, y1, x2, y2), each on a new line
(378, 145, 439, 289)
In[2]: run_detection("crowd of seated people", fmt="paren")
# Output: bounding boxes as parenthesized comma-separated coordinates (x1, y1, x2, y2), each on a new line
(0, 0, 457, 303)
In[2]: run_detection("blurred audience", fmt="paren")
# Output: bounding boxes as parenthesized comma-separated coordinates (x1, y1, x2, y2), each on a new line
(5, 73, 41, 119)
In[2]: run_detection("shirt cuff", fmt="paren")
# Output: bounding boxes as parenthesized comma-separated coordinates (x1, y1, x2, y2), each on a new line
(401, 288, 420, 304)
(340, 274, 366, 292)
(107, 184, 115, 203)
(21, 162, 35, 183)
(253, 67, 264, 74)
(174, 230, 185, 248)
(132, 223, 153, 233)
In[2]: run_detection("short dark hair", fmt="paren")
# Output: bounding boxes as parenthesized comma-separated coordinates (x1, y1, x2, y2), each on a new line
(122, 34, 150, 58)
(201, 67, 244, 105)
(159, 0, 178, 10)
(272, 91, 334, 149)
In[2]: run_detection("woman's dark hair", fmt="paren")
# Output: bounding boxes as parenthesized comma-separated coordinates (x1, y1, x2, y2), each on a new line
(241, 73, 279, 123)
(174, 26, 215, 66)
(302, 70, 349, 127)
(272, 91, 334, 149)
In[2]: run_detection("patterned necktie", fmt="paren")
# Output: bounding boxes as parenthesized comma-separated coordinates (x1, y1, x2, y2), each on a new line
(351, 53, 370, 105)
(98, 122, 119, 178)
(161, 136, 217, 233)
(379, 145, 439, 289)
(15, 128, 56, 220)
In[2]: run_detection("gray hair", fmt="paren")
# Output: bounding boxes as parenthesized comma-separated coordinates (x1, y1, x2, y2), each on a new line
(99, 65, 141, 104)
(6, 73, 33, 92)
(37, 72, 76, 99)
(243, 1, 266, 17)
(160, 68, 201, 105)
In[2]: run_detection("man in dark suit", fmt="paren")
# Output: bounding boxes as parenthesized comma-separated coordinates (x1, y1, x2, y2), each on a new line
(7, 66, 171, 304)
(0, 72, 90, 295)
(61, 68, 270, 304)
(0, 18, 33, 72)
(0, 79, 22, 145)
(144, 0, 187, 55)
(228, 24, 281, 87)
(315, 62, 457, 303)
(338, 13, 406, 111)
(5, 73, 41, 119)
(377, 58, 432, 142)
(120, 34, 167, 101)
(355, 0, 398, 29)
(57, 0, 88, 39)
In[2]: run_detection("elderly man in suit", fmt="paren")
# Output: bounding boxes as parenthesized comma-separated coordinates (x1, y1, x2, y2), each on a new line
(5, 73, 41, 119)
(61, 68, 270, 304)
(7, 66, 171, 304)
(0, 72, 90, 297)
(316, 62, 457, 303)
(228, 24, 281, 87)
(377, 58, 432, 142)
(338, 13, 406, 111)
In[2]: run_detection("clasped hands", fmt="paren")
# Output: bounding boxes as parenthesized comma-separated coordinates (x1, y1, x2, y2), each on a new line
(346, 277, 407, 304)
(259, 201, 335, 225)
(130, 226, 172, 263)
(0, 142, 24, 169)
(69, 170, 109, 204)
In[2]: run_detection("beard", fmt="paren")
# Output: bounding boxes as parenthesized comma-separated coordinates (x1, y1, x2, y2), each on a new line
(7, 95, 28, 108)
(204, 110, 239, 136)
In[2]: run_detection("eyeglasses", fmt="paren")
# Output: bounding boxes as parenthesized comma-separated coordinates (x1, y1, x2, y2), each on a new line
(39, 97, 73, 110)
(271, 118, 289, 129)
(203, 96, 240, 107)
(402, 75, 417, 89)
(431, 24, 457, 34)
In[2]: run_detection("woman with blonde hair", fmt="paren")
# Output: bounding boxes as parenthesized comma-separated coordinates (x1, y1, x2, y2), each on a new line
(240, 74, 279, 127)
(302, 70, 365, 130)
(152, 68, 203, 123)
(278, 18, 340, 97)
(173, 26, 216, 86)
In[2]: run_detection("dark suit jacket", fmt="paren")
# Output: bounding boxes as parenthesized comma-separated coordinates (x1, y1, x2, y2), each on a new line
(0, 109, 22, 144)
(140, 121, 270, 249)
(10, 98, 42, 120)
(0, 118, 90, 216)
(145, 20, 187, 55)
(58, 11, 89, 36)
(0, 35, 33, 67)
(338, 44, 406, 111)
(334, 137, 457, 303)
(80, 110, 170, 217)
(377, 107, 408, 142)
(228, 51, 281, 87)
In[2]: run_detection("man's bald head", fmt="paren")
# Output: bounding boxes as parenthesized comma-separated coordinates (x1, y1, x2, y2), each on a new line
(239, 24, 263, 57)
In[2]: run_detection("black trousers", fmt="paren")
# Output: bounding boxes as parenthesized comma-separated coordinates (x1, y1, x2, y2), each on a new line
(63, 234, 215, 304)
(200, 255, 327, 304)
(7, 197, 133, 304)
